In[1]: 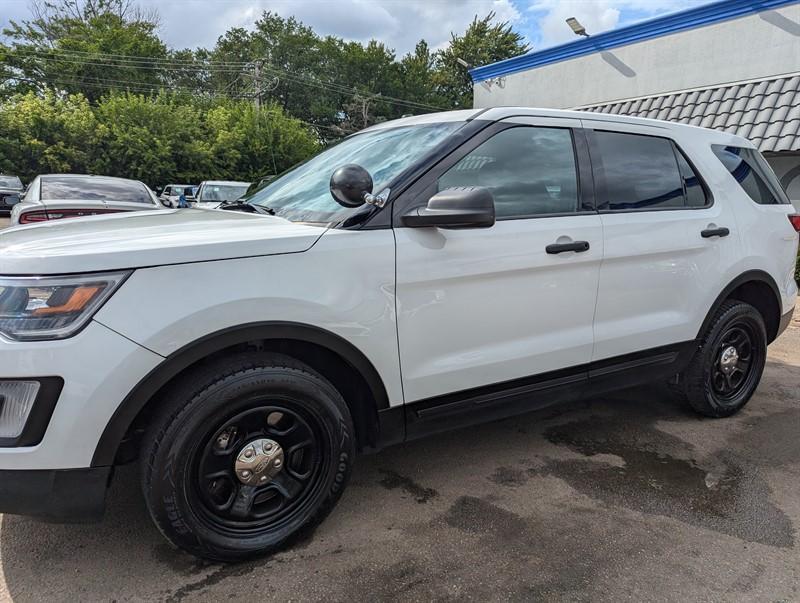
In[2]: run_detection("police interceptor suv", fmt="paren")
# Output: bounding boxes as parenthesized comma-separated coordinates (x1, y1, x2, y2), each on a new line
(0, 108, 797, 561)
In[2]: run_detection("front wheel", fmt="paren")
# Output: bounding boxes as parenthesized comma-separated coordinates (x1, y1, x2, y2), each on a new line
(678, 300, 767, 418)
(141, 352, 354, 562)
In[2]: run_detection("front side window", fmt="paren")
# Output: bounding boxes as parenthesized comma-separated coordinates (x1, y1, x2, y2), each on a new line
(41, 176, 152, 204)
(594, 131, 685, 211)
(437, 126, 580, 219)
(711, 145, 790, 205)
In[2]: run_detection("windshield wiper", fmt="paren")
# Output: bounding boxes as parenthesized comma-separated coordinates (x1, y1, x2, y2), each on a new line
(220, 200, 276, 215)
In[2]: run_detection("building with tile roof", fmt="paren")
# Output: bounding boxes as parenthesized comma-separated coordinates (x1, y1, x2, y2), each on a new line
(470, 0, 800, 207)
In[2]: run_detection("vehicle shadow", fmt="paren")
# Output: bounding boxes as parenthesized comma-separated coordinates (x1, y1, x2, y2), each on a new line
(1, 354, 797, 601)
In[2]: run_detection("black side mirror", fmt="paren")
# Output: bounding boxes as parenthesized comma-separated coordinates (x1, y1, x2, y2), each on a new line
(2, 193, 20, 207)
(155, 186, 163, 194)
(402, 187, 495, 229)
(330, 164, 373, 208)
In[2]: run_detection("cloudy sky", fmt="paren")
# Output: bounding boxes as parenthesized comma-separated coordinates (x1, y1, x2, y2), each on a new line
(1, 0, 707, 55)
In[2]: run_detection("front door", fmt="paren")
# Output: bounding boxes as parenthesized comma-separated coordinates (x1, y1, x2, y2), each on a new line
(394, 117, 603, 414)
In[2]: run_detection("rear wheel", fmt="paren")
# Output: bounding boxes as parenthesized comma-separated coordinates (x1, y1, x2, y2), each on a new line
(141, 352, 354, 562)
(678, 300, 767, 418)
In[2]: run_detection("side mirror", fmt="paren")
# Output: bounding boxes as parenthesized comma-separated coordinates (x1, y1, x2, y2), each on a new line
(155, 186, 163, 194)
(330, 164, 373, 208)
(402, 187, 495, 229)
(2, 193, 20, 207)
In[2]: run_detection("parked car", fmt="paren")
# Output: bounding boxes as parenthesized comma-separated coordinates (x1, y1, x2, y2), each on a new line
(10, 174, 164, 225)
(194, 180, 251, 209)
(0, 108, 796, 562)
(0, 174, 24, 216)
(158, 184, 196, 208)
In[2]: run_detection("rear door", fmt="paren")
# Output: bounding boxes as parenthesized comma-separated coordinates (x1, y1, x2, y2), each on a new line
(394, 117, 603, 415)
(582, 120, 740, 361)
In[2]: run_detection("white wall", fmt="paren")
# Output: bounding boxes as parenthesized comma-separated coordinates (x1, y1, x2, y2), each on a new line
(474, 5, 800, 109)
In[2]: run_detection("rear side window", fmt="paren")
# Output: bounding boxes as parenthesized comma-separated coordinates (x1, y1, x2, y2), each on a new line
(41, 176, 152, 204)
(674, 151, 707, 207)
(711, 145, 790, 205)
(593, 130, 707, 210)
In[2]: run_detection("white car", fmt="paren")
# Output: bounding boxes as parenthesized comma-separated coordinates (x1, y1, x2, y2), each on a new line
(0, 108, 796, 562)
(158, 184, 195, 208)
(10, 174, 163, 225)
(194, 180, 251, 209)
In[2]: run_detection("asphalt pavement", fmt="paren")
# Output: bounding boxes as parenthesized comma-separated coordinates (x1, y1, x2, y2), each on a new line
(0, 261, 797, 600)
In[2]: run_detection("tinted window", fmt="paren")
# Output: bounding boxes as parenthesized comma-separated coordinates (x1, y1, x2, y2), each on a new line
(438, 127, 579, 218)
(711, 145, 789, 205)
(594, 131, 684, 210)
(675, 150, 708, 207)
(41, 176, 152, 204)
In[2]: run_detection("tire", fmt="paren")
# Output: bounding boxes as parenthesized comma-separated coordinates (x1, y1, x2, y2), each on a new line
(141, 352, 354, 562)
(678, 300, 767, 418)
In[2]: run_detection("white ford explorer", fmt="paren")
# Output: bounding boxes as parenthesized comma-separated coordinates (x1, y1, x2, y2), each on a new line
(0, 108, 797, 561)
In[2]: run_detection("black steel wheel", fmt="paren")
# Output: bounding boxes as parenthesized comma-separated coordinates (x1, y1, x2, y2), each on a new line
(193, 403, 322, 532)
(678, 300, 767, 418)
(141, 352, 354, 561)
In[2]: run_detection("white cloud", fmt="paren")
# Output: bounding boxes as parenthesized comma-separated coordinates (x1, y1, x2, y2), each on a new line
(524, 0, 702, 49)
(148, 0, 523, 55)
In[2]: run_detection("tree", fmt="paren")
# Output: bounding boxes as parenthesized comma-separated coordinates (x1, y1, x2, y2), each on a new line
(0, 91, 100, 180)
(434, 12, 530, 109)
(1, 0, 168, 102)
(398, 41, 445, 112)
(91, 91, 210, 185)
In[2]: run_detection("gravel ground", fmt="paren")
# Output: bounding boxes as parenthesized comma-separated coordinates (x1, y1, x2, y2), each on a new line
(0, 301, 797, 601)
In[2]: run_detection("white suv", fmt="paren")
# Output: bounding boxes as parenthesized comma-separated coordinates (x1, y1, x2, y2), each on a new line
(0, 108, 796, 561)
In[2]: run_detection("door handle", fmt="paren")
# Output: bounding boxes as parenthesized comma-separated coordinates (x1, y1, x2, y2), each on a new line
(546, 240, 590, 254)
(701, 227, 730, 238)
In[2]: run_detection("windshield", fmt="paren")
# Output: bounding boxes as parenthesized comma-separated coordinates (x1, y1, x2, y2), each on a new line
(248, 122, 464, 223)
(0, 176, 22, 190)
(41, 176, 152, 203)
(199, 184, 250, 202)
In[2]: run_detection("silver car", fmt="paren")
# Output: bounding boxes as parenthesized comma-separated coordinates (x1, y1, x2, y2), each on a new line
(11, 174, 164, 225)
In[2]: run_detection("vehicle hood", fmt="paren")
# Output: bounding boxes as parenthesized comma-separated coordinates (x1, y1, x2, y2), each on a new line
(0, 208, 327, 275)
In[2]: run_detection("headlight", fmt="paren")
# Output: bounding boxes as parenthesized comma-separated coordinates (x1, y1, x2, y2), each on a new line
(0, 271, 130, 341)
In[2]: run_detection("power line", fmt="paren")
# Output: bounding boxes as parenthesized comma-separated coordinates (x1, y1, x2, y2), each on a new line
(7, 75, 349, 134)
(5, 47, 448, 112)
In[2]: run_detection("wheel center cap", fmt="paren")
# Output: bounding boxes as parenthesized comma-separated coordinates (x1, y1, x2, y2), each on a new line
(719, 346, 739, 374)
(234, 438, 284, 486)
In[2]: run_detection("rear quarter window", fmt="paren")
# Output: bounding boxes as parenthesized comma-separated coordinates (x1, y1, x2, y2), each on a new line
(711, 145, 790, 205)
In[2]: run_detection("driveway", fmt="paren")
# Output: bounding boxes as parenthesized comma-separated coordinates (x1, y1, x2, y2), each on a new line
(0, 309, 798, 601)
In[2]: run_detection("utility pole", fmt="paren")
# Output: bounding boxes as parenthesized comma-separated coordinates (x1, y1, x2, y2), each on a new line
(253, 61, 261, 111)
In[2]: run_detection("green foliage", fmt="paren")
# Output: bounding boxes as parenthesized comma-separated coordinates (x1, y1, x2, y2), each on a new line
(0, 3, 530, 185)
(435, 13, 530, 109)
(0, 91, 319, 188)
(2, 0, 168, 102)
(0, 91, 99, 179)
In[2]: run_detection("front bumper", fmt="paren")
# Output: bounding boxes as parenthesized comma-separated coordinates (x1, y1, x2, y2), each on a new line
(0, 320, 162, 470)
(0, 467, 111, 522)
